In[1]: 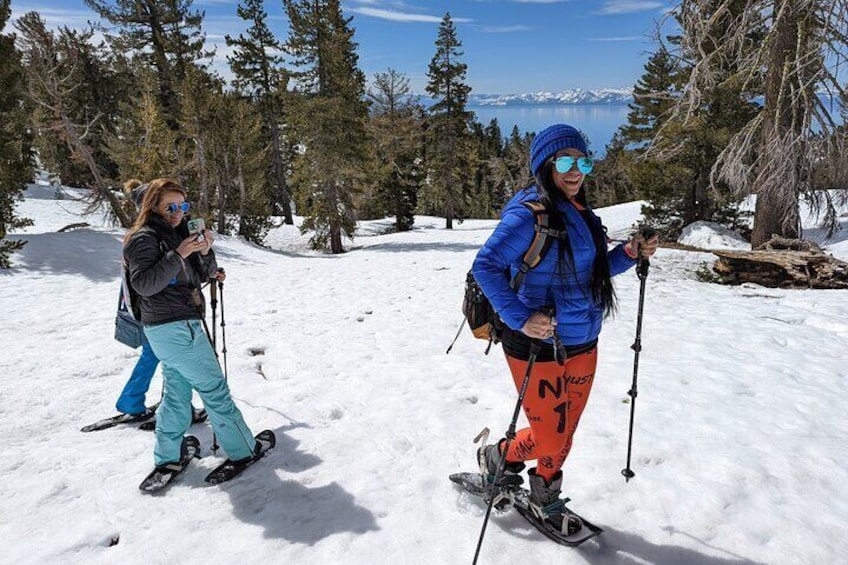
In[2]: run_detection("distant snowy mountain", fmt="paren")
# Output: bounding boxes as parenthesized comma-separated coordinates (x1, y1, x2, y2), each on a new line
(469, 88, 634, 106)
(422, 89, 840, 109)
(415, 88, 633, 108)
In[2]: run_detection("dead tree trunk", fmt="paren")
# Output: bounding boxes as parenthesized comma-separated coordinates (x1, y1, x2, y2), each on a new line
(712, 237, 848, 289)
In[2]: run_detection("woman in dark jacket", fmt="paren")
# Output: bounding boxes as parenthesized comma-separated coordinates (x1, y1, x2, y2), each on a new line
(113, 179, 205, 425)
(471, 124, 657, 535)
(124, 178, 271, 490)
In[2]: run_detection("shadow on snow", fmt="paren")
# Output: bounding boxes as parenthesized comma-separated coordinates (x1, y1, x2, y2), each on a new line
(213, 423, 380, 545)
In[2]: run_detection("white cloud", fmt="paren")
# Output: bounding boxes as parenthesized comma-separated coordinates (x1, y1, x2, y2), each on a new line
(480, 25, 532, 33)
(595, 1, 665, 15)
(349, 7, 472, 23)
(9, 4, 96, 30)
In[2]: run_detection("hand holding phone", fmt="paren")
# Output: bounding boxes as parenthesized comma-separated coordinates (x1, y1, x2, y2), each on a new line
(187, 218, 206, 242)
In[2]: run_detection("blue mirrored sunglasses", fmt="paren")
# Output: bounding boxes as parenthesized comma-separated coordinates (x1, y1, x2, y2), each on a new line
(553, 155, 594, 175)
(165, 201, 191, 214)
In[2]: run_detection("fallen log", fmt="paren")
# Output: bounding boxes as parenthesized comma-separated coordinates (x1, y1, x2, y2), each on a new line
(712, 237, 848, 289)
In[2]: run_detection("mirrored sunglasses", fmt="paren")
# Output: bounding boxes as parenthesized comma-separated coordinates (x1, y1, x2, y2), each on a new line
(553, 155, 594, 175)
(165, 201, 191, 214)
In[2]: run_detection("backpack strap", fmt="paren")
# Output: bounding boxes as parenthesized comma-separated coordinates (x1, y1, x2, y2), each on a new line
(119, 262, 141, 320)
(510, 201, 566, 290)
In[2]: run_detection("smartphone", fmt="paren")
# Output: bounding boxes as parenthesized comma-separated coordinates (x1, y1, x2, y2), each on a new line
(187, 218, 206, 241)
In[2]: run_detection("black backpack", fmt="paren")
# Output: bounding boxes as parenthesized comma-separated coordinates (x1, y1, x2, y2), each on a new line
(447, 201, 567, 354)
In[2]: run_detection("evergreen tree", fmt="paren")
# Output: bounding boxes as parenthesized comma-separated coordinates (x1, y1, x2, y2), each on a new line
(671, 0, 848, 245)
(226, 0, 294, 224)
(105, 70, 182, 191)
(502, 126, 534, 196)
(591, 132, 637, 208)
(16, 12, 132, 227)
(616, 47, 693, 233)
(424, 13, 474, 229)
(614, 26, 758, 238)
(284, 0, 368, 253)
(365, 68, 424, 231)
(84, 0, 210, 130)
(620, 48, 680, 147)
(30, 27, 128, 188)
(204, 89, 270, 242)
(178, 64, 223, 215)
(0, 0, 34, 268)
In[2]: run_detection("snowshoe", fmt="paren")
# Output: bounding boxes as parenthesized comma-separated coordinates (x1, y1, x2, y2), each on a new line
(526, 468, 584, 536)
(81, 403, 158, 432)
(204, 430, 276, 485)
(138, 405, 208, 432)
(474, 427, 524, 509)
(139, 435, 201, 494)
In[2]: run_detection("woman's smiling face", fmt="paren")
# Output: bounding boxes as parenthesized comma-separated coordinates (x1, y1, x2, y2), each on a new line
(157, 191, 188, 227)
(552, 147, 587, 199)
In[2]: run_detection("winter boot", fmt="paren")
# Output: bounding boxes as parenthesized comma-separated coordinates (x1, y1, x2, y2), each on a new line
(528, 468, 584, 536)
(191, 405, 208, 424)
(477, 439, 525, 488)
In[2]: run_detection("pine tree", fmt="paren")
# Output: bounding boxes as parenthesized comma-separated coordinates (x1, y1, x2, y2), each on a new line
(615, 46, 694, 233)
(0, 0, 34, 268)
(226, 0, 294, 224)
(365, 69, 424, 231)
(105, 68, 182, 187)
(591, 131, 637, 208)
(620, 48, 679, 147)
(616, 24, 758, 238)
(203, 89, 269, 241)
(595, 50, 677, 210)
(178, 65, 223, 216)
(425, 13, 474, 229)
(29, 27, 128, 189)
(284, 0, 368, 253)
(84, 0, 210, 130)
(16, 12, 132, 227)
(671, 0, 848, 245)
(502, 126, 533, 196)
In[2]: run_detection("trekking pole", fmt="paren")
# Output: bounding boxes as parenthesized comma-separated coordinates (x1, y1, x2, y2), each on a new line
(622, 227, 655, 482)
(209, 276, 218, 351)
(218, 269, 228, 382)
(207, 275, 220, 453)
(473, 338, 542, 565)
(210, 268, 226, 454)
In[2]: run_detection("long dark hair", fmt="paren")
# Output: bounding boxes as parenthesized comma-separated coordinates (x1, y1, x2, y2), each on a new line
(535, 164, 617, 319)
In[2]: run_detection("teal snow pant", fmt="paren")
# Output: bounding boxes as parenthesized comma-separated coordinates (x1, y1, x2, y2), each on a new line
(144, 320, 256, 465)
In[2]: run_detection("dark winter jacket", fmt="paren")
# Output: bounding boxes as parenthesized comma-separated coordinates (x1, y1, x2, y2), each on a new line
(472, 186, 636, 349)
(124, 214, 217, 326)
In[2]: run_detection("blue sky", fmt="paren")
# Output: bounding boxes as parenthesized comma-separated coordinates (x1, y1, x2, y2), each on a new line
(9, 0, 674, 94)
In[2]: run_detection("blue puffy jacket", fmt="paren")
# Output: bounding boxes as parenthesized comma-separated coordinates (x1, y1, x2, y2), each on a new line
(472, 186, 636, 347)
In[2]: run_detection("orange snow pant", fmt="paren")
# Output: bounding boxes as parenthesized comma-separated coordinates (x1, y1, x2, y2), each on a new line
(503, 347, 598, 482)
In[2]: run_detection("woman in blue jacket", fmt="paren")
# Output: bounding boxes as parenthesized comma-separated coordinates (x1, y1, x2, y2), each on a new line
(472, 124, 657, 535)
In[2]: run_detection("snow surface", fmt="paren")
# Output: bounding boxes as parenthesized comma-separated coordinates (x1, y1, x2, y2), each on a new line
(2, 184, 847, 565)
(678, 221, 751, 251)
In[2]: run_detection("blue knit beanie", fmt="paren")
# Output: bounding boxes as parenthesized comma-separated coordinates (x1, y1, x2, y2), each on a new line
(529, 124, 588, 177)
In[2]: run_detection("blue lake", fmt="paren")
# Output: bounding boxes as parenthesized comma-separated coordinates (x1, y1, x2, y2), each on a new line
(470, 104, 630, 157)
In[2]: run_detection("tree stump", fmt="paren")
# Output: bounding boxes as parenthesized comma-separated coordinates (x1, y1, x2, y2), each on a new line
(712, 236, 848, 289)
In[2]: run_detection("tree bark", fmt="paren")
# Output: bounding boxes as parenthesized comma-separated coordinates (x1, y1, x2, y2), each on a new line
(269, 121, 294, 224)
(752, 0, 803, 247)
(712, 238, 848, 289)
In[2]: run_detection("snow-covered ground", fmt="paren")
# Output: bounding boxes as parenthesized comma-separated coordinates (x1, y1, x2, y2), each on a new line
(2, 184, 847, 564)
